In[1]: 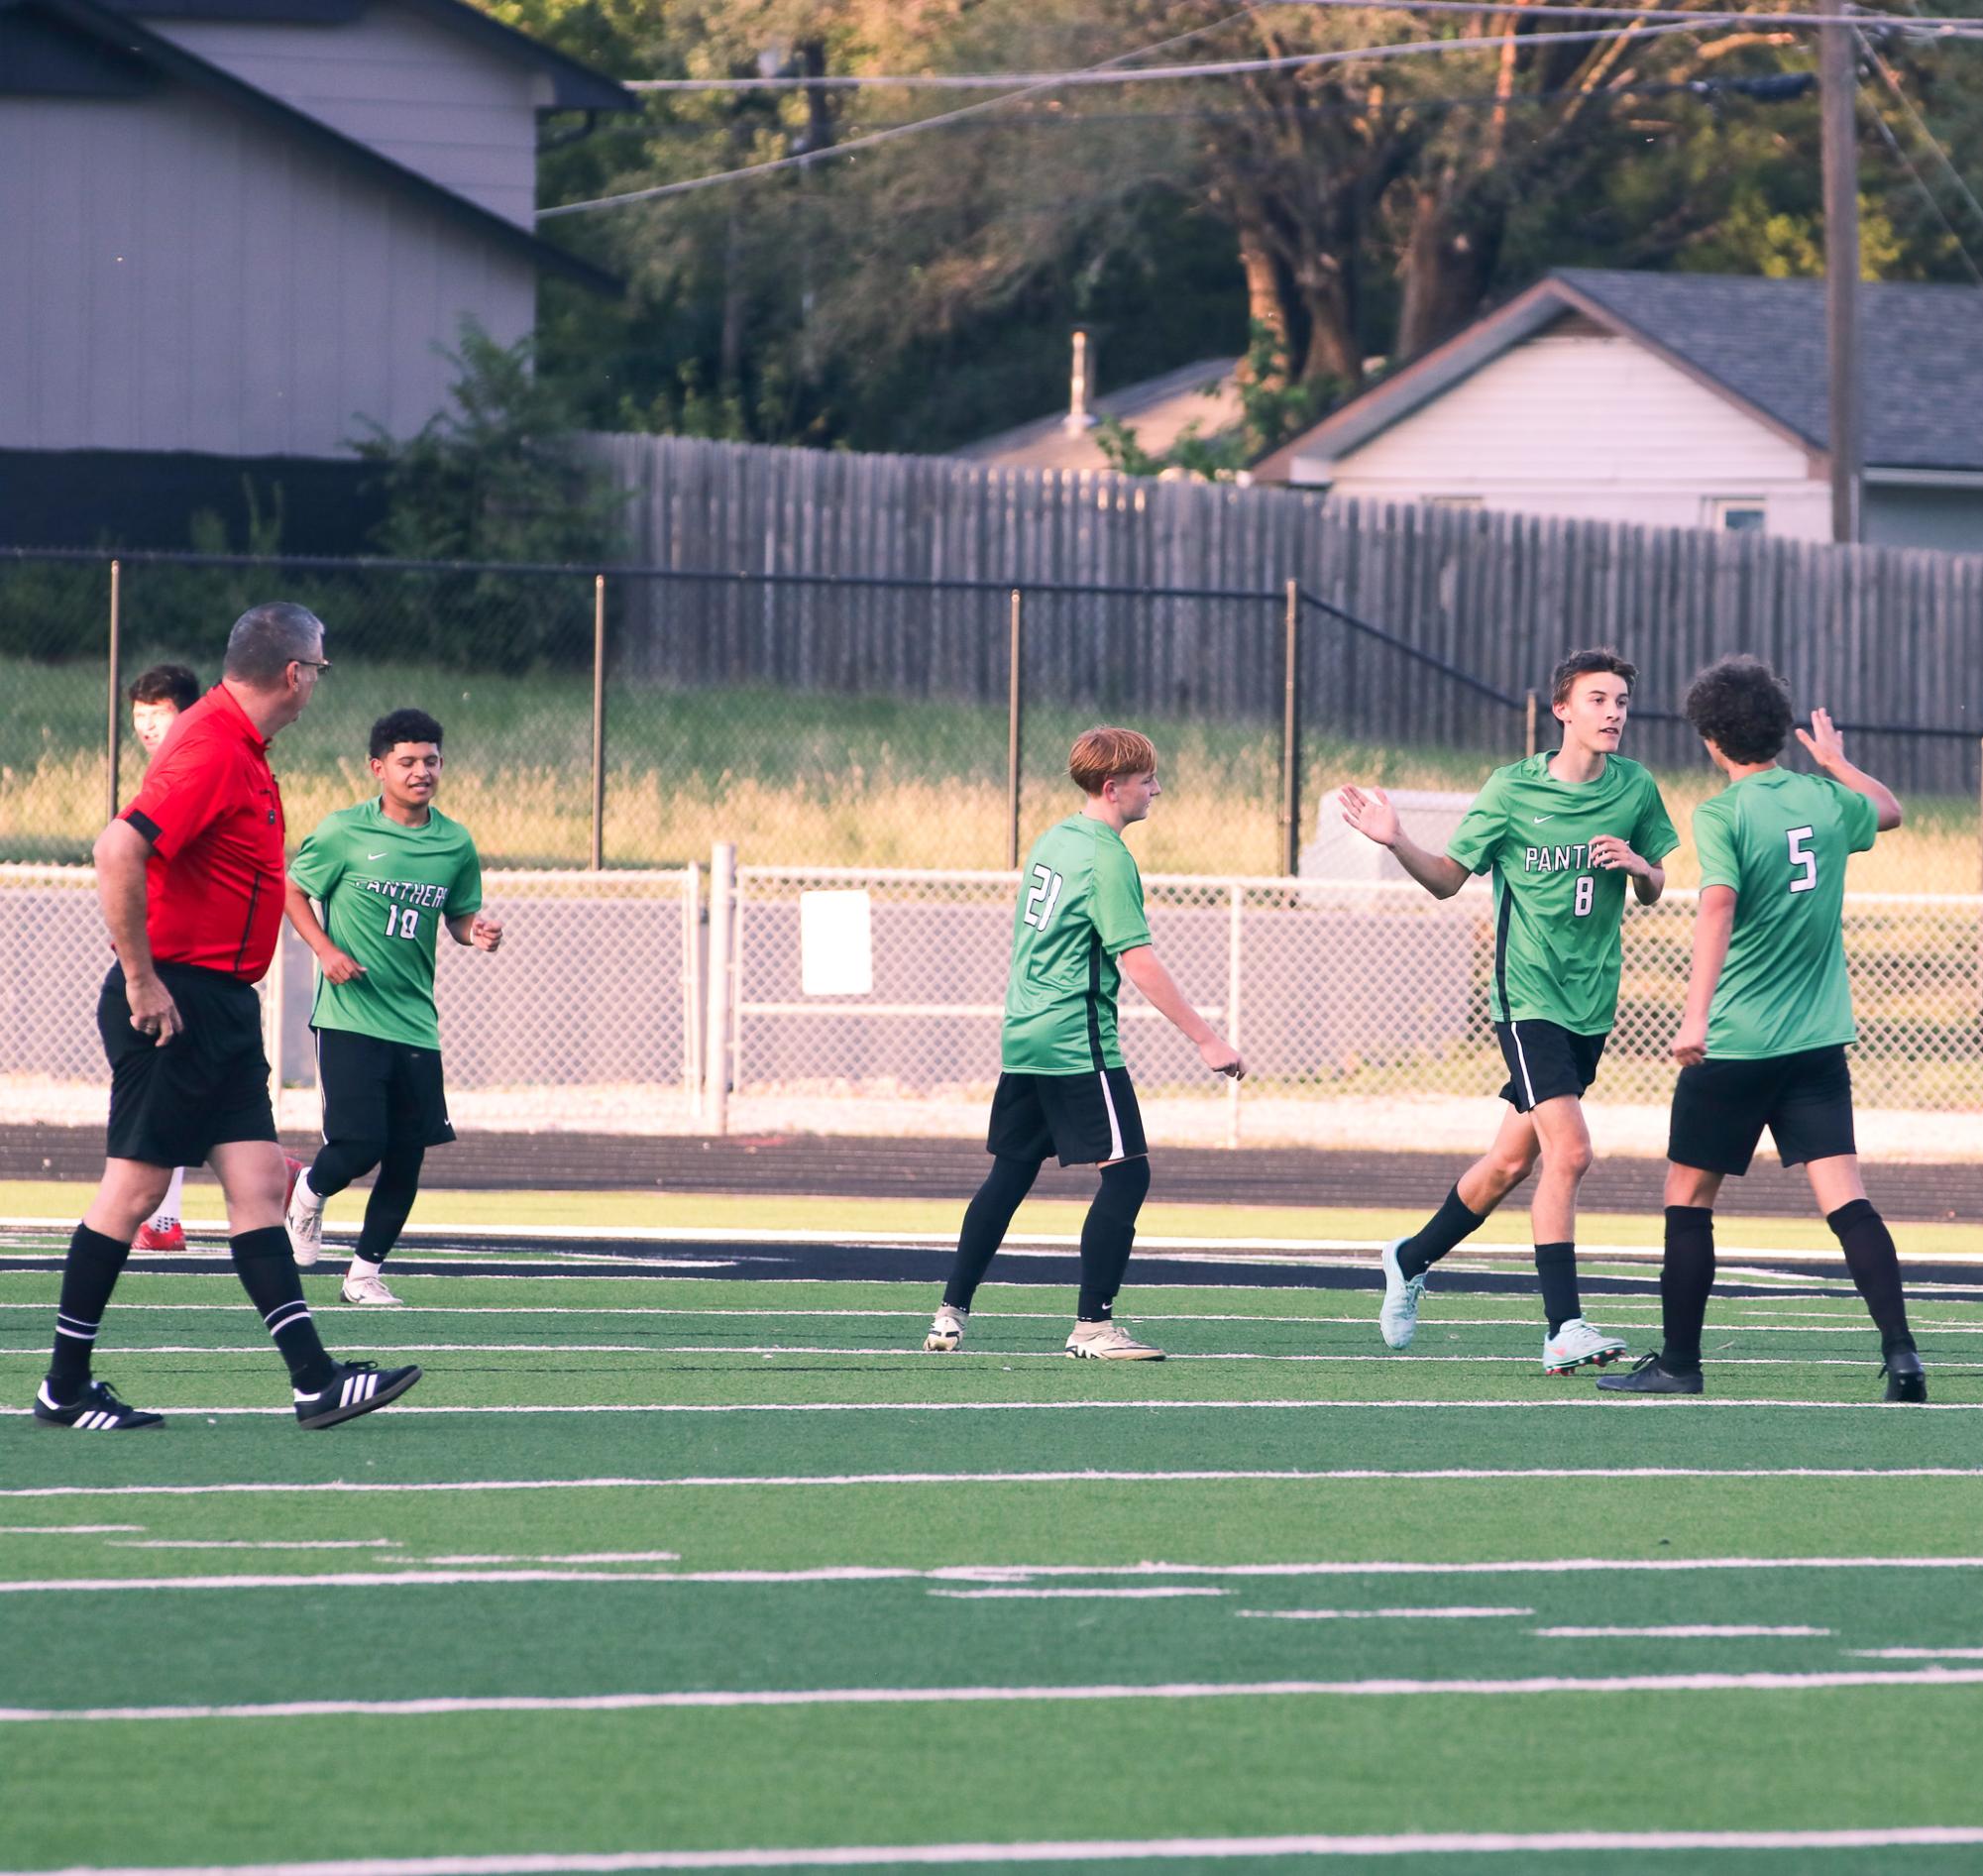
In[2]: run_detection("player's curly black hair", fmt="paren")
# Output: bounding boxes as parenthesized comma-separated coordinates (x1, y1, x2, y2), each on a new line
(369, 708, 445, 760)
(1684, 655, 1794, 763)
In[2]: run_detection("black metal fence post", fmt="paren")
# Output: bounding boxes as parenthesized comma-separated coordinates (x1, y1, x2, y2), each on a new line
(1006, 588, 1023, 870)
(1280, 580, 1301, 876)
(590, 572, 607, 871)
(105, 557, 122, 827)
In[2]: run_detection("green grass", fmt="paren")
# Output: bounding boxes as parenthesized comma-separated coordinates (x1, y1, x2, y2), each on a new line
(3, 650, 1975, 881)
(0, 1240, 1979, 1873)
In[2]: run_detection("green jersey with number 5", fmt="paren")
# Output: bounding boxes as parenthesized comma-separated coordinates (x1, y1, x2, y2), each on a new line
(1447, 753, 1679, 1035)
(288, 800, 484, 1050)
(1001, 815, 1154, 1075)
(1692, 767, 1878, 1059)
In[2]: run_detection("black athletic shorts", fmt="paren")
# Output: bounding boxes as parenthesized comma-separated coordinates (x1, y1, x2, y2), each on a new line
(1668, 1044, 1856, 1176)
(987, 1066, 1148, 1167)
(100, 961, 277, 1166)
(315, 1028, 456, 1152)
(1494, 1020, 1607, 1113)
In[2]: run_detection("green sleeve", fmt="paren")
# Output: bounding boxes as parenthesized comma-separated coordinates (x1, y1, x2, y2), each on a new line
(452, 838, 485, 921)
(1830, 779, 1880, 853)
(1693, 800, 1740, 893)
(1091, 844, 1153, 954)
(1445, 772, 1506, 876)
(1634, 777, 1681, 864)
(287, 816, 346, 900)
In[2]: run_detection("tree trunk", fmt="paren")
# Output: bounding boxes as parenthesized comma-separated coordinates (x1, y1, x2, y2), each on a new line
(1393, 187, 1504, 363)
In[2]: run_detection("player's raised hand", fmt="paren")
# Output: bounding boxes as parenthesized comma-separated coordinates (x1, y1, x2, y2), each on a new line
(317, 945, 367, 985)
(470, 912, 504, 953)
(1590, 835, 1649, 877)
(1339, 784, 1400, 848)
(1199, 1036, 1246, 1080)
(1795, 707, 1847, 772)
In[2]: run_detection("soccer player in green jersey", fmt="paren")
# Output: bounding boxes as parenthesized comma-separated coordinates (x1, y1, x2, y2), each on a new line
(1340, 648, 1679, 1374)
(281, 709, 503, 1304)
(922, 725, 1244, 1360)
(1600, 656, 1924, 1401)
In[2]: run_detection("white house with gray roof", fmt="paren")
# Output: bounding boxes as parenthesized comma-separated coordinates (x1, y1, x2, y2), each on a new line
(1256, 270, 1983, 554)
(0, 0, 629, 543)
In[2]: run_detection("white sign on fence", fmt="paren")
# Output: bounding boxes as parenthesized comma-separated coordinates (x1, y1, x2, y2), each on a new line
(800, 888, 874, 997)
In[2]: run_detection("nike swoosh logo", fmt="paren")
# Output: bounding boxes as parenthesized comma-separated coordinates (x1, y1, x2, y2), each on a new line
(1533, 816, 1557, 825)
(367, 852, 387, 860)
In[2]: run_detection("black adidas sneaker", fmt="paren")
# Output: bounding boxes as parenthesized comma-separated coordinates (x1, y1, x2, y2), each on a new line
(1881, 1344, 1928, 1404)
(294, 1361, 422, 1429)
(34, 1379, 164, 1430)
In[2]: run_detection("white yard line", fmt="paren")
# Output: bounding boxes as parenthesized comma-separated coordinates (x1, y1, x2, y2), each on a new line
(927, 1589, 1226, 1600)
(11, 1827, 1983, 1873)
(0, 1523, 144, 1533)
(4, 1468, 1979, 1502)
(419, 1553, 681, 1565)
(6, 1666, 1983, 1721)
(1532, 1625, 1829, 1638)
(1235, 1607, 1532, 1621)
(17, 1398, 1976, 1416)
(2, 1556, 1980, 1595)
(1848, 1647, 1983, 1659)
(107, 1540, 403, 1552)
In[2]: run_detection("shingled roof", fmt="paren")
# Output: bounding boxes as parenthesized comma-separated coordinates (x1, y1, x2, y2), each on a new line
(1260, 269, 1983, 480)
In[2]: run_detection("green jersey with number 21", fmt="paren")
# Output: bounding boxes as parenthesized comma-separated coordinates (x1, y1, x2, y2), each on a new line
(1693, 767, 1878, 1059)
(288, 799, 484, 1051)
(1447, 753, 1679, 1036)
(1001, 816, 1154, 1076)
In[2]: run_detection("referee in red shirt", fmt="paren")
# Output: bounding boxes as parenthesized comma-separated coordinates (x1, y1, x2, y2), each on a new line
(34, 603, 421, 1430)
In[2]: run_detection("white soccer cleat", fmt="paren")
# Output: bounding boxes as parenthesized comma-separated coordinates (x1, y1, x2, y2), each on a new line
(285, 1178, 325, 1268)
(1543, 1317, 1628, 1376)
(1378, 1237, 1427, 1349)
(341, 1266, 402, 1307)
(1065, 1320, 1164, 1361)
(923, 1304, 967, 1352)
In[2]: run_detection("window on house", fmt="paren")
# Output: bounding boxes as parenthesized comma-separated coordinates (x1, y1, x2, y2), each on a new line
(1708, 498, 1767, 532)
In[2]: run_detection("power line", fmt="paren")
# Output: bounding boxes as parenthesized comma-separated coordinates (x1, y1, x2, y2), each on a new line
(543, 16, 1708, 218)
(540, 10, 1255, 220)
(1857, 26, 1983, 234)
(1858, 74, 1983, 276)
(615, 1, 1983, 89)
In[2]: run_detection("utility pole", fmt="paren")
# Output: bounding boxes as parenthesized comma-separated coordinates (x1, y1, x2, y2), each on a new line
(1820, 20, 1861, 544)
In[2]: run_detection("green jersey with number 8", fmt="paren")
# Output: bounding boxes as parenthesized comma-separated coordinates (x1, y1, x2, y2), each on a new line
(1692, 767, 1878, 1059)
(1001, 815, 1154, 1075)
(288, 799, 484, 1050)
(1447, 753, 1679, 1035)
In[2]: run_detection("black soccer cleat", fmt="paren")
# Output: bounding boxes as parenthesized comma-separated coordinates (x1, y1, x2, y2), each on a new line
(33, 1378, 164, 1430)
(294, 1361, 422, 1429)
(1596, 1352, 1704, 1397)
(1881, 1344, 1928, 1404)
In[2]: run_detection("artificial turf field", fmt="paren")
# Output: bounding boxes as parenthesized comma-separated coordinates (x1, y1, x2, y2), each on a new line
(3, 1191, 1983, 1875)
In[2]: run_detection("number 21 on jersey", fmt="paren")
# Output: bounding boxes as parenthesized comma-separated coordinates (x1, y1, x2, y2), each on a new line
(1023, 864, 1063, 929)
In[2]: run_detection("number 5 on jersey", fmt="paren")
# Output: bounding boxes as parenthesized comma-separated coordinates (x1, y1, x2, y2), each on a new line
(1788, 826, 1817, 893)
(1023, 864, 1063, 929)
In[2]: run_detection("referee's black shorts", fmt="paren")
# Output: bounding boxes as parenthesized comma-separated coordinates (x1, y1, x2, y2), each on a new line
(1669, 1045, 1856, 1176)
(314, 1027, 456, 1153)
(100, 962, 276, 1167)
(987, 1067, 1147, 1167)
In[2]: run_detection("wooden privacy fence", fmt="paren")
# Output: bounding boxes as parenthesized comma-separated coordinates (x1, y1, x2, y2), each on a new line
(593, 432, 1983, 791)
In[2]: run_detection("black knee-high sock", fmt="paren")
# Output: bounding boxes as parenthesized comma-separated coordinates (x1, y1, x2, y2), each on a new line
(1660, 1206, 1716, 1370)
(305, 1139, 384, 1203)
(354, 1143, 425, 1268)
(46, 1223, 132, 1399)
(1078, 1157, 1152, 1321)
(1826, 1199, 1913, 1348)
(229, 1225, 337, 1392)
(1534, 1243, 1580, 1336)
(1398, 1185, 1486, 1279)
(941, 1157, 1043, 1310)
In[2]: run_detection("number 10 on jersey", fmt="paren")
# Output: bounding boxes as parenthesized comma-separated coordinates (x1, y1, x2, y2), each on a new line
(385, 905, 421, 939)
(1023, 864, 1063, 929)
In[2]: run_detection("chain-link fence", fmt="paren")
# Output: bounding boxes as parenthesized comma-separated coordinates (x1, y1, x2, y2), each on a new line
(2, 860, 1975, 1149)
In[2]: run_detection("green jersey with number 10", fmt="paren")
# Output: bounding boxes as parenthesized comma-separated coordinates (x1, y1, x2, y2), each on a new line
(1001, 815, 1154, 1076)
(1693, 767, 1879, 1059)
(288, 799, 484, 1050)
(1447, 753, 1679, 1036)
